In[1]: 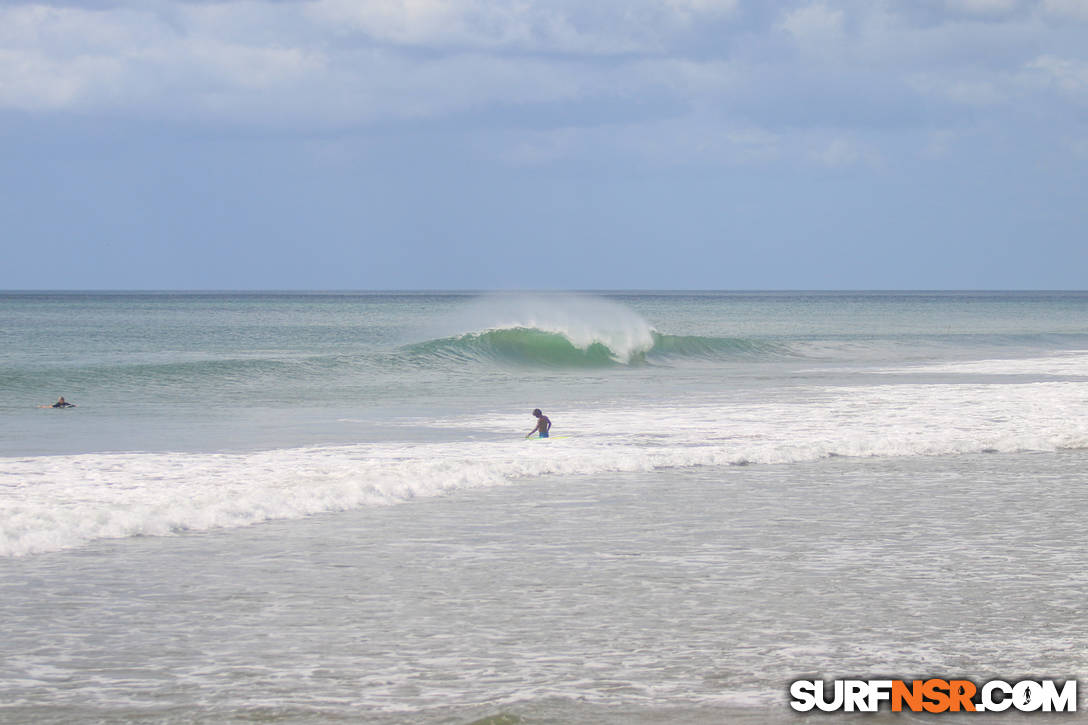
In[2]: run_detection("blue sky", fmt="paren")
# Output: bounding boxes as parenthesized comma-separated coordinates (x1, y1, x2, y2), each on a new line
(1, 0, 1085, 289)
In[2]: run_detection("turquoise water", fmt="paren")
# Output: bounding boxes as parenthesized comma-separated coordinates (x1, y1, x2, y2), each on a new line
(2, 291, 1088, 722)
(4, 291, 1087, 456)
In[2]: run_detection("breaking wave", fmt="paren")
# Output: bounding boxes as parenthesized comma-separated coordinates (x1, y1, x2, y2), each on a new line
(6, 377, 1088, 557)
(400, 294, 787, 366)
(400, 328, 785, 367)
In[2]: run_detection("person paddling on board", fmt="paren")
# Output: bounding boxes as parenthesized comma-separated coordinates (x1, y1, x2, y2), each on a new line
(526, 408, 551, 439)
(46, 396, 76, 408)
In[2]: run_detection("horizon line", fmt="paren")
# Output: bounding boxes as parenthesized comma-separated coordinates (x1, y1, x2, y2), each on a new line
(2, 288, 1087, 295)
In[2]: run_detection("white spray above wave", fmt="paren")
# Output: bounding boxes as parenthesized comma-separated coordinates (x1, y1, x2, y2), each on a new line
(3, 378, 1088, 557)
(434, 293, 657, 363)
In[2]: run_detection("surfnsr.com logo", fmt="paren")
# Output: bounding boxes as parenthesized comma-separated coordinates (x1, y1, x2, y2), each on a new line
(789, 679, 1077, 713)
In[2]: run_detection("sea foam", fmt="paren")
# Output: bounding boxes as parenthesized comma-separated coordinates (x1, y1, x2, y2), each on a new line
(4, 375, 1087, 557)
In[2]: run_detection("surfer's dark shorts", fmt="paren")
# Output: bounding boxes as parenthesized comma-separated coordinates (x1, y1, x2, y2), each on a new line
(540, 430, 549, 438)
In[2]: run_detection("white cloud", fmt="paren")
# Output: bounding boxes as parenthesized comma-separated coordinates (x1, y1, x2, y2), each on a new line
(778, 2, 846, 48)
(303, 0, 731, 55)
(0, 5, 141, 110)
(627, 57, 737, 97)
(481, 115, 781, 167)
(664, 0, 739, 21)
(0, 4, 327, 114)
(809, 136, 880, 168)
(305, 0, 522, 49)
(946, 0, 1020, 17)
(667, 0, 738, 12)
(493, 126, 581, 166)
(0, 49, 123, 110)
(1042, 0, 1088, 21)
(618, 118, 782, 165)
(1026, 54, 1088, 94)
(0, 0, 1082, 169)
(0, 1, 751, 123)
(908, 72, 1007, 105)
(505, 121, 891, 171)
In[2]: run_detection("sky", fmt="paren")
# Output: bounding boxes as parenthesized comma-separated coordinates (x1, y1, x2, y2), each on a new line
(1, 0, 1086, 290)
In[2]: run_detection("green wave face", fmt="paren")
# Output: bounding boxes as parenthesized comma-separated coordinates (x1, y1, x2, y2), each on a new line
(400, 328, 790, 368)
(404, 328, 628, 367)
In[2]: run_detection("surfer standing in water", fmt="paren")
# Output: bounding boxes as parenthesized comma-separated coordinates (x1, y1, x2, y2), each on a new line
(526, 409, 551, 439)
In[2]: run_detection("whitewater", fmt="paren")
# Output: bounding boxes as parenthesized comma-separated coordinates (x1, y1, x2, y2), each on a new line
(5, 373, 1088, 558)
(3, 291, 1088, 724)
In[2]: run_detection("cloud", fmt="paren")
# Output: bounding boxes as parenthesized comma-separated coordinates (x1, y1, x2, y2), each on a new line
(0, 0, 1083, 168)
(667, 0, 738, 13)
(809, 136, 880, 167)
(304, 0, 540, 51)
(303, 0, 738, 55)
(481, 115, 783, 168)
(0, 49, 121, 110)
(483, 115, 894, 172)
(1042, 0, 1088, 21)
(778, 2, 846, 51)
(0, 0, 753, 127)
(1026, 54, 1088, 95)
(907, 72, 1008, 106)
(0, 3, 328, 115)
(946, 0, 1020, 17)
(664, 0, 739, 22)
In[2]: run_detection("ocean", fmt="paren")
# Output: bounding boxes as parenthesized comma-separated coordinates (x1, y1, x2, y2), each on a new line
(2, 290, 1087, 723)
